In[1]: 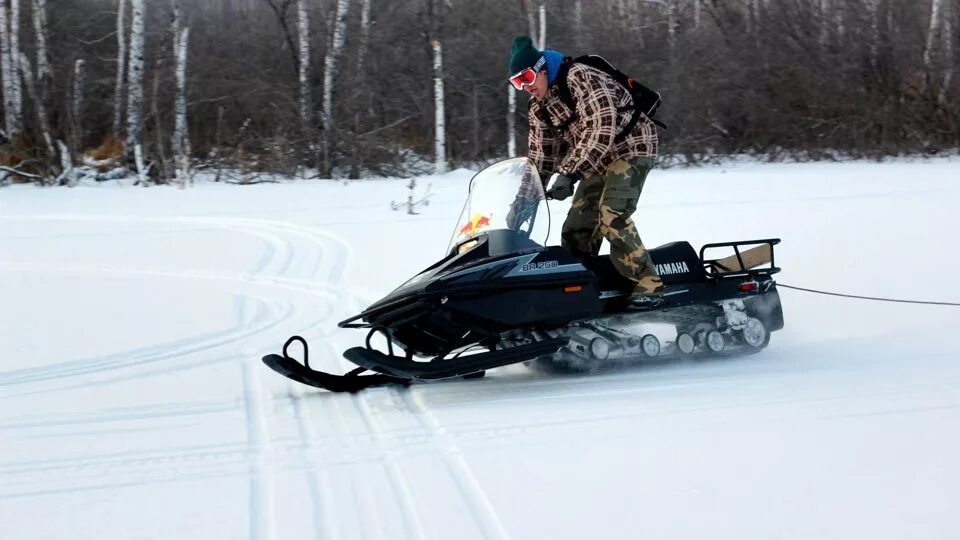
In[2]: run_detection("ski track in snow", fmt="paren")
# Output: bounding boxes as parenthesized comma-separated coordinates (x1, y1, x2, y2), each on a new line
(0, 212, 512, 540)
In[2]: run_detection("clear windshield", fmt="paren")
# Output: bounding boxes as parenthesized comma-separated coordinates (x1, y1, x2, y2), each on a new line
(447, 158, 551, 254)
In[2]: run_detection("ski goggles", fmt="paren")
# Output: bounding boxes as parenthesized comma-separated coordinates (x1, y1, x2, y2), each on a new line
(509, 56, 546, 90)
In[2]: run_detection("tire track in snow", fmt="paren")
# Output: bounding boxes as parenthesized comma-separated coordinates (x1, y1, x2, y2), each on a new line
(404, 388, 510, 540)
(244, 357, 276, 540)
(0, 215, 354, 394)
(0, 212, 357, 519)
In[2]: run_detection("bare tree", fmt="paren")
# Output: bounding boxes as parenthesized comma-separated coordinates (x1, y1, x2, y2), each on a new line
(31, 0, 49, 80)
(124, 0, 145, 158)
(296, 0, 311, 131)
(70, 59, 85, 156)
(1, 0, 23, 139)
(537, 0, 545, 49)
(432, 38, 446, 173)
(19, 53, 52, 156)
(940, 2, 953, 103)
(112, 0, 126, 136)
(322, 0, 350, 126)
(522, 0, 536, 37)
(319, 0, 349, 176)
(171, 0, 191, 184)
(9, 0, 21, 130)
(356, 0, 373, 76)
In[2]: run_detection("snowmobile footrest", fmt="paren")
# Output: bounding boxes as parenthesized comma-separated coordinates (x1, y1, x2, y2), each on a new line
(262, 353, 410, 393)
(343, 337, 569, 380)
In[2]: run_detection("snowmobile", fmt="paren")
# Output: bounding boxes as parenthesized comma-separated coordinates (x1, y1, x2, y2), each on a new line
(263, 158, 784, 392)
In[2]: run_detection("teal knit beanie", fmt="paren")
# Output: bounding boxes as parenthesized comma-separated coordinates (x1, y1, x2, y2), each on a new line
(509, 36, 543, 75)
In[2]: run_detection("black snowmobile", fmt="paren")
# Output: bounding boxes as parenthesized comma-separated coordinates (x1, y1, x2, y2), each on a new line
(263, 158, 784, 392)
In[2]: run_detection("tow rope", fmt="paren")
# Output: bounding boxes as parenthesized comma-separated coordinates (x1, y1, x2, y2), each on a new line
(778, 284, 960, 308)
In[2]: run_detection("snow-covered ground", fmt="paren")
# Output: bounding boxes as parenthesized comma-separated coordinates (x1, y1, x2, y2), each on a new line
(2, 159, 960, 539)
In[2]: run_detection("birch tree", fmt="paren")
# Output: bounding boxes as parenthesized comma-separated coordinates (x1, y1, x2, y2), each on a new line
(356, 0, 373, 77)
(113, 0, 127, 136)
(321, 0, 349, 175)
(1, 0, 23, 139)
(19, 54, 52, 156)
(296, 0, 311, 131)
(69, 59, 85, 157)
(573, 0, 583, 49)
(537, 1, 545, 49)
(31, 0, 48, 81)
(511, 0, 539, 159)
(939, 3, 953, 103)
(125, 0, 145, 158)
(9, 0, 21, 130)
(322, 0, 349, 127)
(432, 39, 446, 174)
(171, 0, 191, 184)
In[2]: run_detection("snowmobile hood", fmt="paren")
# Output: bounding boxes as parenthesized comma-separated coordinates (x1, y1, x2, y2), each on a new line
(338, 229, 580, 329)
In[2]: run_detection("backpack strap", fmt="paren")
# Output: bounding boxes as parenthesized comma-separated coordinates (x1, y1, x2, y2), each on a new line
(532, 57, 578, 136)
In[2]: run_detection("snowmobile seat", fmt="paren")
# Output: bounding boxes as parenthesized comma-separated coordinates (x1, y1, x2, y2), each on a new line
(648, 241, 707, 284)
(582, 241, 706, 290)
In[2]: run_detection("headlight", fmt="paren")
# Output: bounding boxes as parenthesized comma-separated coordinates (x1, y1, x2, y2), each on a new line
(457, 239, 480, 254)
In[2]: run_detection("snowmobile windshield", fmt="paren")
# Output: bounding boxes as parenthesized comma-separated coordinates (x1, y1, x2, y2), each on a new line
(447, 158, 551, 254)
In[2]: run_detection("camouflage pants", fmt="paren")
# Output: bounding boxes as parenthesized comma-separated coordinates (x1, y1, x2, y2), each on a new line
(561, 157, 658, 285)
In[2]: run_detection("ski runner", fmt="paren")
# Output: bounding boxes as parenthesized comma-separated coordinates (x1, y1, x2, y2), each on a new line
(507, 35, 663, 304)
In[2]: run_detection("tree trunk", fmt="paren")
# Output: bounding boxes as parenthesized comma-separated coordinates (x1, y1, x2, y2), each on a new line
(940, 3, 953, 103)
(573, 0, 583, 49)
(356, 0, 372, 77)
(171, 1, 190, 185)
(70, 58, 85, 156)
(125, 0, 145, 158)
(19, 53, 52, 156)
(31, 0, 48, 80)
(9, 0, 21, 130)
(296, 0, 311, 131)
(1, 0, 23, 139)
(923, 0, 944, 95)
(321, 0, 350, 176)
(537, 1, 545, 49)
(322, 0, 349, 126)
(112, 0, 126, 136)
(522, 0, 536, 38)
(432, 39, 446, 174)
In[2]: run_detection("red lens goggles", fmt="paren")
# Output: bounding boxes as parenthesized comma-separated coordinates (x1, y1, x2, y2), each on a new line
(509, 68, 538, 90)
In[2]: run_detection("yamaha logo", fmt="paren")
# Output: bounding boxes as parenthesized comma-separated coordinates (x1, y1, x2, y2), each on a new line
(655, 261, 690, 276)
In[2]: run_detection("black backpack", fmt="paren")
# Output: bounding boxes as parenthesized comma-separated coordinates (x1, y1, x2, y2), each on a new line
(537, 55, 664, 142)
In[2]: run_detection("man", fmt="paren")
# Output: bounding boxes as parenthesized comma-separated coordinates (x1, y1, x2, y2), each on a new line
(507, 36, 663, 303)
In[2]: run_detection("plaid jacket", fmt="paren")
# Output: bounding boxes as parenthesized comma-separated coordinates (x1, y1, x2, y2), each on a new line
(528, 63, 658, 179)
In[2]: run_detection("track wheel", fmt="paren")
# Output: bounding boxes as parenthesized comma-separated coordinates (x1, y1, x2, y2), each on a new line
(740, 318, 769, 349)
(706, 330, 726, 353)
(676, 333, 695, 354)
(640, 334, 661, 357)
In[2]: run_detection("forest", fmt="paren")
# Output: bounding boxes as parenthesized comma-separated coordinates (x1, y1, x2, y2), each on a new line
(0, 0, 957, 185)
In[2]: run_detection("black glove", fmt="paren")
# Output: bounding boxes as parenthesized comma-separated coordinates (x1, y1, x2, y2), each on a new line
(545, 172, 580, 201)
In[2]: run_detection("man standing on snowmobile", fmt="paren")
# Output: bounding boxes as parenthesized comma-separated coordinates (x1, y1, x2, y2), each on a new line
(507, 36, 662, 303)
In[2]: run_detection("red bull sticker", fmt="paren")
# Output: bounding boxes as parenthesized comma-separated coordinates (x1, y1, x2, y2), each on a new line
(459, 213, 492, 237)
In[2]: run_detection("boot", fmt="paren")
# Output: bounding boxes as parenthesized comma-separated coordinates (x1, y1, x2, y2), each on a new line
(629, 275, 664, 307)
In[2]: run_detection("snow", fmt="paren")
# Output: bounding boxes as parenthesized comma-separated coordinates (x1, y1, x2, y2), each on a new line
(2, 158, 960, 539)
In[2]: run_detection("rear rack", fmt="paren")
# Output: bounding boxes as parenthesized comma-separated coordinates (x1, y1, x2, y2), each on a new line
(700, 238, 781, 279)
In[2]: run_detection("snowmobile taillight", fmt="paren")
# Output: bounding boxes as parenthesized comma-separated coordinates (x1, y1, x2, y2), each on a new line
(739, 281, 759, 292)
(564, 285, 583, 293)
